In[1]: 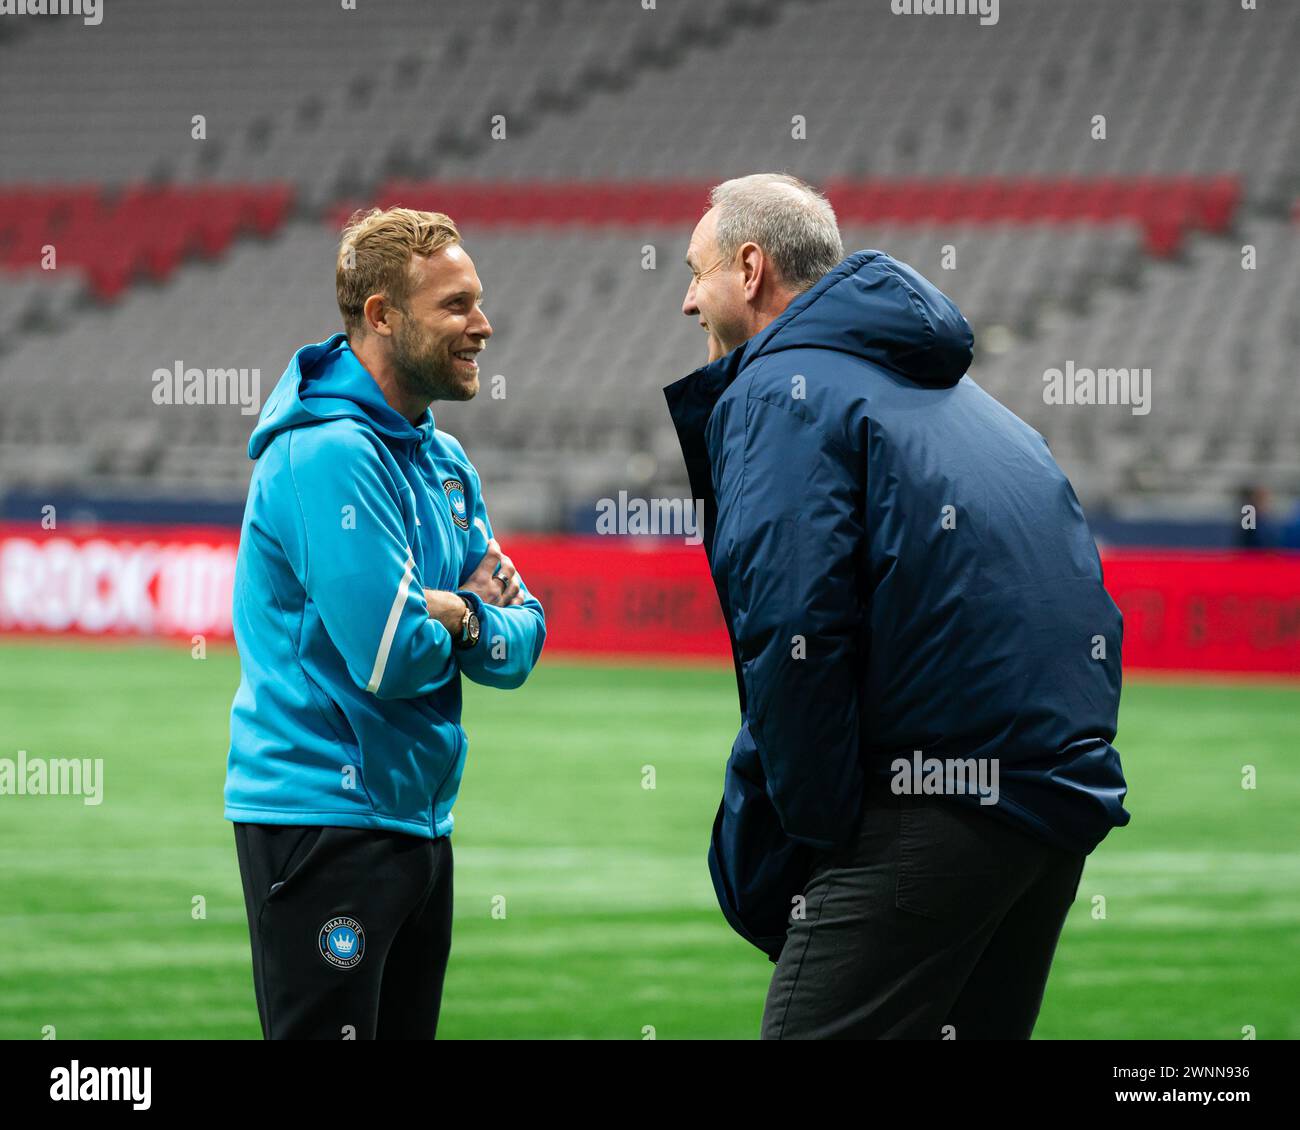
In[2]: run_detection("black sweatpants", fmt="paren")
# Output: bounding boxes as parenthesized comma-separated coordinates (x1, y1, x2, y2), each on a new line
(761, 786, 1087, 1040)
(233, 822, 453, 1040)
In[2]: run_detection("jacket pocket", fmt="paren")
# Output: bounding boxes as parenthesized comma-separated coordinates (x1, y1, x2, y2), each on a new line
(430, 725, 468, 826)
(300, 666, 356, 747)
(709, 721, 819, 957)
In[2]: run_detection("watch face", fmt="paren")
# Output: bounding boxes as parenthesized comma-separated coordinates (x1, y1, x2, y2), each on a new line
(467, 611, 480, 645)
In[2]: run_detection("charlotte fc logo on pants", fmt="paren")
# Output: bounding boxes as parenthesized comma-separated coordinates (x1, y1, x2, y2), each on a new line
(319, 917, 365, 969)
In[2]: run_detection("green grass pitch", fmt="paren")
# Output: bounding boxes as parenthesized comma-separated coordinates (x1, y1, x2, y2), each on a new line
(1, 641, 1296, 1039)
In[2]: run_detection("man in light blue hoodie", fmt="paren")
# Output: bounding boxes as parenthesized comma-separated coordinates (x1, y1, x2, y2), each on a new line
(226, 206, 546, 1040)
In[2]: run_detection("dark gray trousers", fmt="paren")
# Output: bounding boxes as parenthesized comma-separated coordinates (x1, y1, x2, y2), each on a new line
(761, 787, 1087, 1040)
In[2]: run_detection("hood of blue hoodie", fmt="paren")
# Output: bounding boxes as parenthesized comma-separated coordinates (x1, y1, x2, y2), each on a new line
(249, 333, 434, 460)
(729, 248, 973, 389)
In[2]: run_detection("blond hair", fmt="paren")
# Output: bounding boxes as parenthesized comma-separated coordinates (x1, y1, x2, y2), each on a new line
(336, 206, 461, 336)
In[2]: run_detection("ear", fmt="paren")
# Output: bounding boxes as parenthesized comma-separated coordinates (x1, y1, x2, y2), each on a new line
(363, 293, 396, 337)
(739, 242, 766, 301)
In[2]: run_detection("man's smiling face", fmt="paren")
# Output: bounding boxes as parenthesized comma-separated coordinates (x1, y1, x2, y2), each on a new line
(681, 207, 747, 358)
(390, 243, 492, 403)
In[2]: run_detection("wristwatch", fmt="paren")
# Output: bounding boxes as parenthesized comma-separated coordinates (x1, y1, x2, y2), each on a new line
(453, 593, 481, 650)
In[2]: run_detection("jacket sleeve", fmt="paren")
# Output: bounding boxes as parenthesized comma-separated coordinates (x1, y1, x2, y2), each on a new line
(286, 425, 459, 700)
(726, 394, 866, 850)
(453, 473, 547, 689)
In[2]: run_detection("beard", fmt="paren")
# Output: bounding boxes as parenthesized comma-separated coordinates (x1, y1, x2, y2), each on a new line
(391, 318, 478, 403)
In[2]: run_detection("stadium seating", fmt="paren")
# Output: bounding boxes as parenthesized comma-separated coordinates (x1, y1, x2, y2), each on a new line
(8, 213, 1295, 529)
(0, 184, 294, 300)
(0, 0, 1296, 525)
(6, 1, 1292, 206)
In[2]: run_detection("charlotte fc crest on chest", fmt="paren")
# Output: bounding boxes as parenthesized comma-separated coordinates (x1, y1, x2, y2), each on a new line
(442, 478, 470, 530)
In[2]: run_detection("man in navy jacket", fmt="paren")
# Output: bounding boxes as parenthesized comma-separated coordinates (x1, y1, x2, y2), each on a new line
(665, 173, 1129, 1039)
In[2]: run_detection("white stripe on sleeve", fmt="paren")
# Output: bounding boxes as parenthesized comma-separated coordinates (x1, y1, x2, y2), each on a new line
(366, 550, 416, 693)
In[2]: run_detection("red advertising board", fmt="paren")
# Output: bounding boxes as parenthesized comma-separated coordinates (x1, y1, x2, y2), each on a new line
(1100, 549, 1300, 676)
(0, 523, 238, 640)
(0, 523, 1296, 677)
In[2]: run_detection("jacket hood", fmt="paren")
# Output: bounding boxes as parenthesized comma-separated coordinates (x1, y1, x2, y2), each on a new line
(663, 249, 976, 584)
(740, 249, 974, 388)
(249, 333, 433, 459)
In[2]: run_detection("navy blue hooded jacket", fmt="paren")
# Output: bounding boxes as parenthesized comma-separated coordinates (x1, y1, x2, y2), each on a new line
(665, 250, 1129, 959)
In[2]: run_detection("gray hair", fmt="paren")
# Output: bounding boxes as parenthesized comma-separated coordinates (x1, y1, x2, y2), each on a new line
(708, 173, 844, 293)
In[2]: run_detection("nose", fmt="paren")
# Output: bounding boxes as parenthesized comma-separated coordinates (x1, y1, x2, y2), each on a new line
(469, 304, 492, 340)
(682, 279, 699, 318)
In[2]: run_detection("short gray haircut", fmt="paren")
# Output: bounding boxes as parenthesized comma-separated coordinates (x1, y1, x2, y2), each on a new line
(708, 173, 844, 293)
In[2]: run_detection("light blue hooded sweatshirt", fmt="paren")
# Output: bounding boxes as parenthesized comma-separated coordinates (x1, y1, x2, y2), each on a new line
(224, 333, 546, 839)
